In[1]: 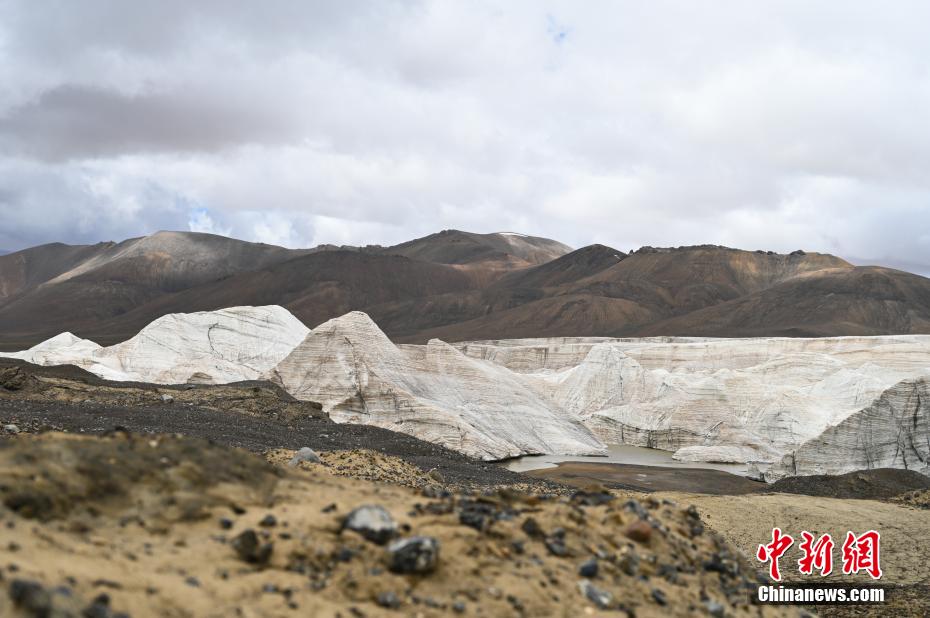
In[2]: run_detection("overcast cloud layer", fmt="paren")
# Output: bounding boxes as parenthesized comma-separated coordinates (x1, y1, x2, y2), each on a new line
(1, 1, 929, 272)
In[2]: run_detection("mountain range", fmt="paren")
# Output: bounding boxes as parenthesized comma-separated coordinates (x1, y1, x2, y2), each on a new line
(1, 228, 929, 349)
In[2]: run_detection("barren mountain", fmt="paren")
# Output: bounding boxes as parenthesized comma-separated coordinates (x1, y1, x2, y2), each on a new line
(0, 231, 308, 346)
(639, 265, 930, 337)
(2, 230, 930, 348)
(383, 229, 573, 269)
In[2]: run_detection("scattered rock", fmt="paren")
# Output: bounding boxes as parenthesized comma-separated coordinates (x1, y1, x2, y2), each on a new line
(3, 424, 20, 435)
(578, 558, 598, 578)
(578, 580, 612, 610)
(387, 536, 439, 574)
(160, 394, 174, 403)
(230, 529, 273, 565)
(375, 591, 401, 609)
(704, 599, 726, 617)
(288, 447, 321, 466)
(521, 517, 545, 539)
(259, 514, 277, 527)
(427, 468, 444, 484)
(9, 579, 51, 614)
(342, 505, 397, 545)
(651, 588, 668, 606)
(624, 520, 652, 544)
(570, 488, 614, 506)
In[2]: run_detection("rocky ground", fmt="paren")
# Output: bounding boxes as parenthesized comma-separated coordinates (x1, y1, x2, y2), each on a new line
(0, 431, 799, 617)
(0, 359, 552, 492)
(1, 359, 927, 616)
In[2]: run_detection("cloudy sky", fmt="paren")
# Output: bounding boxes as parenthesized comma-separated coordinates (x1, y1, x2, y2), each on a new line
(1, 1, 929, 272)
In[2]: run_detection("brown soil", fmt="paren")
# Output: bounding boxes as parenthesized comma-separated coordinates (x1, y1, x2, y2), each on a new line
(0, 432, 799, 617)
(527, 461, 765, 495)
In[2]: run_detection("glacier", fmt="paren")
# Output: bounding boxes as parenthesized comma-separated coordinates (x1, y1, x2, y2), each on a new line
(2, 306, 929, 477)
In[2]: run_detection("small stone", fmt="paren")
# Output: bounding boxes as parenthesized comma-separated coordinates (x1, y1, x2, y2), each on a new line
(624, 520, 652, 544)
(387, 536, 439, 574)
(704, 600, 725, 617)
(376, 591, 401, 609)
(571, 489, 614, 506)
(231, 529, 273, 565)
(651, 588, 668, 606)
(9, 580, 51, 613)
(452, 601, 466, 613)
(521, 517, 545, 539)
(185, 576, 200, 587)
(618, 552, 640, 576)
(3, 424, 20, 434)
(426, 469, 444, 484)
(342, 505, 397, 545)
(288, 447, 321, 466)
(578, 558, 598, 578)
(545, 535, 568, 557)
(578, 580, 612, 610)
(160, 394, 174, 403)
(259, 514, 277, 527)
(218, 517, 234, 530)
(623, 499, 649, 519)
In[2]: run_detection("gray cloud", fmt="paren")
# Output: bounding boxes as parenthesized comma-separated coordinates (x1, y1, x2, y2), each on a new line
(0, 0, 929, 273)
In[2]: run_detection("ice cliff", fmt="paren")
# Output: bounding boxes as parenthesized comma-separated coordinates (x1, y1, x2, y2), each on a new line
(3, 308, 929, 476)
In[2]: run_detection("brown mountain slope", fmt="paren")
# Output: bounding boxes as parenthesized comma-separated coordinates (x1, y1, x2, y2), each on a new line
(639, 266, 930, 337)
(76, 250, 479, 345)
(395, 245, 857, 342)
(3, 231, 930, 348)
(0, 231, 308, 347)
(384, 229, 572, 268)
(0, 240, 118, 304)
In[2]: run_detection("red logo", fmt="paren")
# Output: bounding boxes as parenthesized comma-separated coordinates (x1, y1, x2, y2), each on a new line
(798, 532, 834, 576)
(841, 530, 882, 580)
(756, 527, 794, 581)
(756, 529, 882, 580)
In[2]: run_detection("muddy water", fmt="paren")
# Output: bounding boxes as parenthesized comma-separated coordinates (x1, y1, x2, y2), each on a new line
(504, 444, 751, 476)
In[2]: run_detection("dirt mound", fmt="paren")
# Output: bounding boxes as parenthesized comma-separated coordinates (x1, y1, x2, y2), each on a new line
(0, 432, 798, 617)
(764, 468, 930, 500)
(891, 488, 930, 509)
(0, 431, 278, 523)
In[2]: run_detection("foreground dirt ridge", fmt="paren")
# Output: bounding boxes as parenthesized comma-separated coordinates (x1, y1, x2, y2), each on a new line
(0, 432, 805, 617)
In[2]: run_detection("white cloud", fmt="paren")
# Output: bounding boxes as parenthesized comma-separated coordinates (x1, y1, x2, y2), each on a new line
(0, 0, 929, 274)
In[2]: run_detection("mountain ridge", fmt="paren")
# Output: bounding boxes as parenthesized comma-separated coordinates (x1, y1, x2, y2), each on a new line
(1, 229, 929, 348)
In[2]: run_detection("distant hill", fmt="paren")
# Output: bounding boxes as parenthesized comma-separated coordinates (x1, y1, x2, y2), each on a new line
(383, 230, 572, 269)
(2, 230, 930, 348)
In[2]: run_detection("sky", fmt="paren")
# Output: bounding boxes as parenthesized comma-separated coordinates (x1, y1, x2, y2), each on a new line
(1, 1, 929, 273)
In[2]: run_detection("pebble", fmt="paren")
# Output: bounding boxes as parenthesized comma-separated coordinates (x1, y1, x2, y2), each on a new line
(160, 394, 174, 403)
(259, 514, 277, 527)
(387, 536, 439, 574)
(288, 447, 321, 466)
(3, 424, 20, 434)
(376, 591, 401, 609)
(651, 588, 668, 606)
(624, 520, 652, 544)
(218, 517, 234, 530)
(578, 558, 598, 578)
(426, 469, 444, 484)
(578, 580, 612, 610)
(342, 505, 397, 545)
(705, 600, 726, 617)
(8, 579, 51, 613)
(521, 517, 545, 539)
(230, 529, 273, 565)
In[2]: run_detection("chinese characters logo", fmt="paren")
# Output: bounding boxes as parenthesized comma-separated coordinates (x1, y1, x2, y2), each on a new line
(756, 529, 882, 581)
